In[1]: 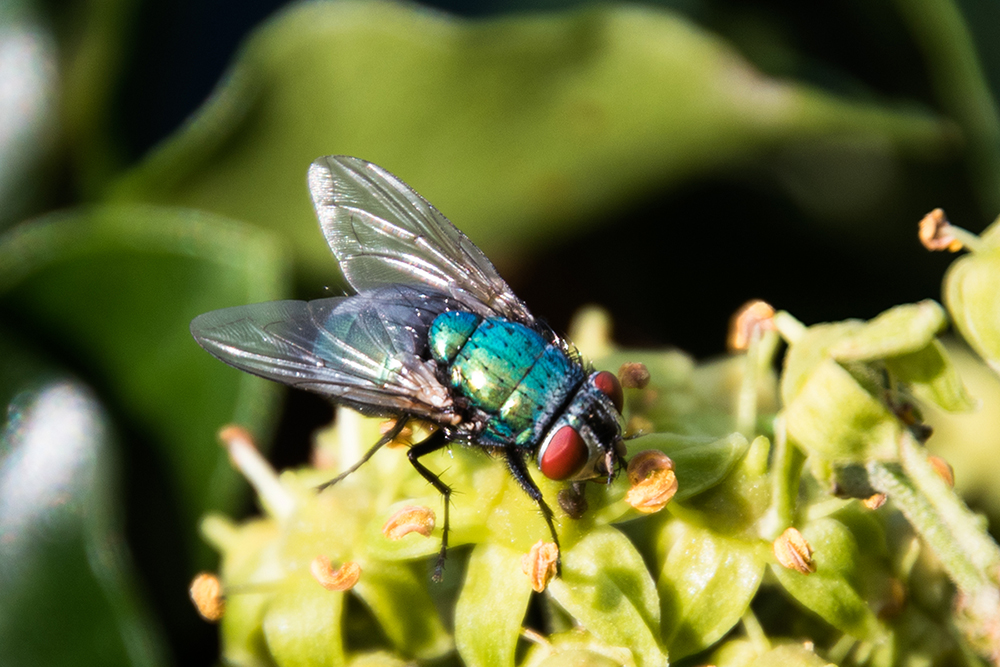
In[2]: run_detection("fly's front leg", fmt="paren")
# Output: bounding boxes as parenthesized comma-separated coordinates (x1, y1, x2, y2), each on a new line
(406, 430, 452, 582)
(504, 447, 562, 576)
(316, 416, 410, 492)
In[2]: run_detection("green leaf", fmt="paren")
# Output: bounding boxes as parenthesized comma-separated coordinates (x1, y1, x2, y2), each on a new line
(0, 205, 290, 562)
(519, 630, 635, 667)
(346, 653, 410, 667)
(944, 246, 1000, 375)
(981, 213, 1000, 248)
(884, 339, 976, 412)
(709, 639, 760, 667)
(711, 639, 835, 667)
(829, 301, 947, 362)
(782, 322, 865, 405)
(745, 644, 834, 667)
(262, 571, 346, 667)
(657, 519, 766, 659)
(202, 515, 279, 667)
(354, 562, 452, 660)
(0, 373, 167, 667)
(783, 358, 902, 462)
(920, 340, 1000, 518)
(454, 542, 533, 667)
(548, 526, 666, 667)
(639, 432, 751, 502)
(108, 1, 952, 280)
(590, 432, 749, 526)
(680, 434, 772, 534)
(780, 303, 972, 461)
(771, 517, 883, 641)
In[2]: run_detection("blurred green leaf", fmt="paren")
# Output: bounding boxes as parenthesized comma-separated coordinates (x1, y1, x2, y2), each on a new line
(893, 0, 1000, 216)
(980, 213, 1000, 247)
(781, 321, 864, 405)
(711, 639, 835, 667)
(706, 638, 760, 667)
(923, 339, 1000, 518)
(784, 357, 902, 462)
(782, 303, 974, 462)
(884, 340, 976, 412)
(0, 205, 290, 562)
(58, 0, 140, 196)
(829, 300, 946, 362)
(0, 370, 167, 667)
(657, 519, 766, 659)
(262, 570, 347, 667)
(519, 629, 635, 667)
(201, 514, 278, 666)
(595, 344, 779, 439)
(0, 4, 60, 228)
(354, 561, 452, 660)
(108, 0, 953, 279)
(345, 653, 409, 667)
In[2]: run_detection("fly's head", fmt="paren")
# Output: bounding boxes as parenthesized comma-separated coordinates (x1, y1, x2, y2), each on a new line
(536, 370, 626, 484)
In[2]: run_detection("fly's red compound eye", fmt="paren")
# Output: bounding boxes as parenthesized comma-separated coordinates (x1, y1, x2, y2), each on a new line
(540, 425, 589, 480)
(593, 370, 623, 413)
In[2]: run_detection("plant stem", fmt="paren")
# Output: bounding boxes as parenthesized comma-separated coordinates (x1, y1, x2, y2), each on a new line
(741, 607, 770, 653)
(774, 311, 806, 345)
(769, 416, 805, 535)
(947, 223, 988, 253)
(866, 460, 985, 595)
(897, 432, 1000, 576)
(736, 331, 761, 438)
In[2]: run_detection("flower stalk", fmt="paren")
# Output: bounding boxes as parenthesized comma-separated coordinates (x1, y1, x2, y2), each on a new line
(897, 432, 1000, 577)
(866, 459, 993, 597)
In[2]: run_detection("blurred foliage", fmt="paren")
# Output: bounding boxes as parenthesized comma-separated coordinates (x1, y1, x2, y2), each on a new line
(2, 0, 1000, 665)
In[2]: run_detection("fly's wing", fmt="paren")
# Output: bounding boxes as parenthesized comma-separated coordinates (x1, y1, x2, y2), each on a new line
(190, 288, 455, 420)
(308, 155, 535, 324)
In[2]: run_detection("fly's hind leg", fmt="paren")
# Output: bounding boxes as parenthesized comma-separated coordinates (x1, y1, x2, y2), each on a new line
(504, 447, 562, 576)
(316, 416, 410, 492)
(406, 430, 452, 582)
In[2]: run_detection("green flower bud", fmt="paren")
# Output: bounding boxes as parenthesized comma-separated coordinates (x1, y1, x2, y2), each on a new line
(945, 244, 1000, 375)
(780, 302, 969, 463)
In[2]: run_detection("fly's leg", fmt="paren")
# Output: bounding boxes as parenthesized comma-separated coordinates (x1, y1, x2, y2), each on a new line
(316, 416, 410, 492)
(504, 447, 562, 576)
(406, 430, 452, 582)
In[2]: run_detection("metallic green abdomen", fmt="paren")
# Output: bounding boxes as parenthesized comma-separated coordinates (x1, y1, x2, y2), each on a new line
(429, 311, 583, 446)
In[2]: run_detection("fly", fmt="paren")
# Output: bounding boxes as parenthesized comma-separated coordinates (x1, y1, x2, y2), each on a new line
(191, 156, 627, 580)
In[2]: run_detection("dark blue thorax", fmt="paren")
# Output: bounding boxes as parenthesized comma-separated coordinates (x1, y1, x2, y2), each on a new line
(429, 311, 584, 447)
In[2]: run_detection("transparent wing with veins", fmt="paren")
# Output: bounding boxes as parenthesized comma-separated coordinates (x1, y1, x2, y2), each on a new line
(190, 285, 458, 421)
(308, 155, 535, 325)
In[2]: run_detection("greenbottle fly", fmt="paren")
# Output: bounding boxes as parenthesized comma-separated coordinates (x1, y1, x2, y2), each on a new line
(191, 157, 627, 580)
